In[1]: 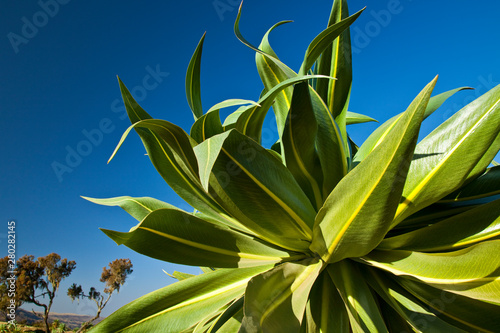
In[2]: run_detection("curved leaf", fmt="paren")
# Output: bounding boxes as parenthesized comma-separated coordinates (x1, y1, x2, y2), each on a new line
(89, 265, 272, 333)
(311, 78, 436, 263)
(206, 297, 243, 333)
(398, 278, 500, 333)
(365, 268, 467, 333)
(207, 99, 260, 114)
(440, 166, 500, 202)
(379, 198, 500, 251)
(234, 3, 296, 79)
(314, 0, 356, 155)
(256, 20, 295, 134)
(363, 240, 500, 304)
(354, 87, 474, 164)
(394, 84, 500, 225)
(235, 74, 331, 142)
(395, 201, 479, 229)
(282, 82, 324, 209)
(193, 131, 231, 191)
(240, 258, 322, 333)
(102, 208, 302, 268)
(310, 88, 348, 197)
(327, 261, 389, 333)
(346, 111, 377, 125)
(298, 8, 363, 76)
(304, 270, 349, 333)
(82, 196, 176, 222)
(109, 113, 251, 234)
(207, 130, 316, 252)
(190, 109, 224, 144)
(186, 33, 205, 120)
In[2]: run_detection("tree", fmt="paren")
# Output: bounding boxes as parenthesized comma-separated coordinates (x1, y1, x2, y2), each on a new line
(85, 0, 500, 331)
(0, 254, 76, 333)
(68, 259, 132, 332)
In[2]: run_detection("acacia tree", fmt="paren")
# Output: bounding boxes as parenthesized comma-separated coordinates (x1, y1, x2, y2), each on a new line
(68, 259, 133, 332)
(12, 253, 76, 333)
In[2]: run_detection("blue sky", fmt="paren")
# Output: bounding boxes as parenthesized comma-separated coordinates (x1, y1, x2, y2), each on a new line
(1, 0, 499, 317)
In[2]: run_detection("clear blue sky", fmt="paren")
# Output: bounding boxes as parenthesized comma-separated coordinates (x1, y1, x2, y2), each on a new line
(1, 0, 499, 317)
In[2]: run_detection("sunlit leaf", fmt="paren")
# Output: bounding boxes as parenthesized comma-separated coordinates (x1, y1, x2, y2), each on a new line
(363, 240, 500, 304)
(90, 265, 272, 333)
(102, 208, 302, 268)
(240, 258, 322, 332)
(186, 33, 206, 120)
(311, 78, 436, 263)
(394, 84, 500, 225)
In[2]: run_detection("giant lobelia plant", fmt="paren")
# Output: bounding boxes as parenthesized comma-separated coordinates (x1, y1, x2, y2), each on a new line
(86, 1, 500, 332)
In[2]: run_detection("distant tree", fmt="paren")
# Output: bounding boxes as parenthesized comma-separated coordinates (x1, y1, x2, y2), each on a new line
(68, 259, 133, 332)
(0, 254, 76, 333)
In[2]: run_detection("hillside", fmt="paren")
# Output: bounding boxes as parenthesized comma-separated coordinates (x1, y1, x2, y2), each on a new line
(1, 308, 104, 330)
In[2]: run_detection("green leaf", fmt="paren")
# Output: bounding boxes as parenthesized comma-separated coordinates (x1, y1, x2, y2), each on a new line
(192, 302, 232, 333)
(327, 261, 389, 333)
(395, 201, 479, 229)
(82, 196, 176, 222)
(314, 0, 356, 156)
(89, 265, 272, 333)
(166, 271, 196, 281)
(394, 84, 500, 225)
(354, 87, 473, 164)
(398, 278, 500, 333)
(102, 208, 301, 268)
(378, 305, 415, 333)
(298, 8, 363, 76)
(365, 267, 468, 333)
(109, 112, 250, 234)
(207, 130, 317, 252)
(305, 270, 349, 333)
(240, 258, 322, 333)
(206, 297, 243, 333)
(234, 74, 331, 143)
(255, 21, 295, 134)
(118, 77, 153, 123)
(212, 307, 243, 333)
(221, 105, 248, 129)
(190, 110, 224, 144)
(424, 87, 473, 118)
(311, 78, 437, 263)
(207, 99, 260, 114)
(441, 166, 500, 202)
(310, 88, 348, 197)
(193, 131, 231, 191)
(186, 33, 205, 120)
(234, 3, 296, 79)
(467, 131, 500, 178)
(346, 111, 377, 125)
(363, 240, 500, 304)
(379, 198, 500, 251)
(282, 82, 324, 209)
